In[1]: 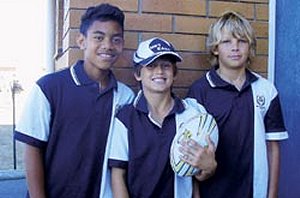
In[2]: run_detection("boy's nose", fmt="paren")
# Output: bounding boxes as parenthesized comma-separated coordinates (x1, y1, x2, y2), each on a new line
(152, 65, 162, 73)
(231, 40, 239, 51)
(155, 64, 166, 72)
(102, 38, 113, 49)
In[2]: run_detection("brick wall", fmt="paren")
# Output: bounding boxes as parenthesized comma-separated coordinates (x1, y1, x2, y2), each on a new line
(55, 0, 269, 97)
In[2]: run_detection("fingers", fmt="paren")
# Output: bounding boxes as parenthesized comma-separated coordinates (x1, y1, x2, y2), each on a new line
(179, 139, 205, 167)
(179, 141, 197, 166)
(183, 137, 213, 151)
(179, 139, 200, 158)
(205, 135, 216, 151)
(178, 144, 192, 162)
(185, 139, 200, 151)
(180, 153, 189, 162)
(179, 153, 200, 168)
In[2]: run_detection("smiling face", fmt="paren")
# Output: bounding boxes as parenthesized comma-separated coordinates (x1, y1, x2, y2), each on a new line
(214, 29, 250, 71)
(135, 57, 177, 95)
(78, 20, 124, 75)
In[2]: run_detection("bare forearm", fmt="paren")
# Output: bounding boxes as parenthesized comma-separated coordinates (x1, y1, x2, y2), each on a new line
(192, 177, 201, 198)
(111, 168, 129, 198)
(267, 141, 280, 198)
(24, 145, 46, 198)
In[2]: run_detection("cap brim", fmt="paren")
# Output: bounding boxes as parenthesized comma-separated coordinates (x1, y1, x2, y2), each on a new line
(138, 52, 182, 66)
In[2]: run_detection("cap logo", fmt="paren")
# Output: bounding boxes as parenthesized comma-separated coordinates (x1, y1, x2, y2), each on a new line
(133, 37, 182, 66)
(149, 39, 173, 53)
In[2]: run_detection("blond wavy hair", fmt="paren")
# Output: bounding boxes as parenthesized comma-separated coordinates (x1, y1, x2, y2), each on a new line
(207, 11, 256, 67)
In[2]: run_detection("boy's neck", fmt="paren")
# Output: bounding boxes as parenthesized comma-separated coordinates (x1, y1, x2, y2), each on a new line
(144, 91, 174, 126)
(83, 63, 110, 90)
(217, 67, 246, 91)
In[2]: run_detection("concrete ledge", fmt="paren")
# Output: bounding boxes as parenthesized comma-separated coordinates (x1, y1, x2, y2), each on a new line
(0, 170, 25, 181)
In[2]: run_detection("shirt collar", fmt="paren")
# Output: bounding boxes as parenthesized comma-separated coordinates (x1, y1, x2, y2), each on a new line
(70, 60, 117, 90)
(133, 90, 185, 115)
(206, 66, 258, 90)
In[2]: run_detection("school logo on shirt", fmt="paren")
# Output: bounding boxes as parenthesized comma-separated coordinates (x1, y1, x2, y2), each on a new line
(256, 95, 266, 110)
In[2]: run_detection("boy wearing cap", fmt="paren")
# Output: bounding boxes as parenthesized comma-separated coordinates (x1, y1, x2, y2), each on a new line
(108, 37, 217, 197)
(14, 4, 134, 198)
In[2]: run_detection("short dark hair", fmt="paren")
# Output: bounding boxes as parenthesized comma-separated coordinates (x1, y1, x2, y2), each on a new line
(79, 3, 125, 36)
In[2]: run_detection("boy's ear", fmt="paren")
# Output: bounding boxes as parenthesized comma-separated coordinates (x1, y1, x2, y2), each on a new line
(212, 46, 219, 55)
(77, 33, 86, 50)
(134, 72, 142, 82)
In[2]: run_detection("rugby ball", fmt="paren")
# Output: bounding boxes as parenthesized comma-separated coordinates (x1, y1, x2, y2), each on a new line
(170, 113, 219, 177)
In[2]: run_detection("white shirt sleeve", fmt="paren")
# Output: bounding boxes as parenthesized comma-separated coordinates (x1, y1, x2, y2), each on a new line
(15, 83, 51, 142)
(109, 118, 129, 161)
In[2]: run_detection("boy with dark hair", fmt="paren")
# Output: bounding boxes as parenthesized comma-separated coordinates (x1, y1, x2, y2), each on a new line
(108, 37, 217, 198)
(14, 3, 134, 198)
(188, 11, 288, 197)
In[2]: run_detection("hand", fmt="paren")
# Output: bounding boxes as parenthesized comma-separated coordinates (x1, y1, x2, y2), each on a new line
(179, 135, 217, 181)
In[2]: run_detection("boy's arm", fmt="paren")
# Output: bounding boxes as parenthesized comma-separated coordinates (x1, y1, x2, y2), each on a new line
(267, 141, 280, 198)
(192, 177, 201, 198)
(24, 144, 46, 198)
(111, 167, 129, 198)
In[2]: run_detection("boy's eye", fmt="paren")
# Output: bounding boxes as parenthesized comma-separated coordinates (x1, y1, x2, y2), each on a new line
(239, 39, 248, 43)
(112, 37, 124, 45)
(94, 36, 104, 41)
(146, 62, 173, 70)
(161, 63, 172, 69)
(146, 64, 156, 69)
(221, 40, 230, 44)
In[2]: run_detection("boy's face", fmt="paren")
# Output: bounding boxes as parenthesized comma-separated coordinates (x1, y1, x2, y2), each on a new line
(135, 57, 176, 94)
(78, 20, 124, 71)
(214, 29, 249, 70)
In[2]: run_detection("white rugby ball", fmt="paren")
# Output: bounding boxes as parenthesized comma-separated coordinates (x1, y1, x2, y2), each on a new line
(170, 113, 219, 177)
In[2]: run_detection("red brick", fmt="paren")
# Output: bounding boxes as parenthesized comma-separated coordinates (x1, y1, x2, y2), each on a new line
(175, 16, 214, 34)
(142, 0, 206, 16)
(63, 9, 83, 36)
(178, 53, 211, 70)
(251, 22, 268, 38)
(68, 0, 138, 12)
(256, 38, 268, 55)
(256, 4, 269, 20)
(62, 29, 79, 52)
(142, 33, 206, 52)
(124, 32, 139, 50)
(250, 56, 268, 72)
(126, 13, 172, 32)
(209, 1, 254, 19)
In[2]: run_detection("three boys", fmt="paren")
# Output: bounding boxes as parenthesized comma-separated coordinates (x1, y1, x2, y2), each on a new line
(15, 3, 288, 198)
